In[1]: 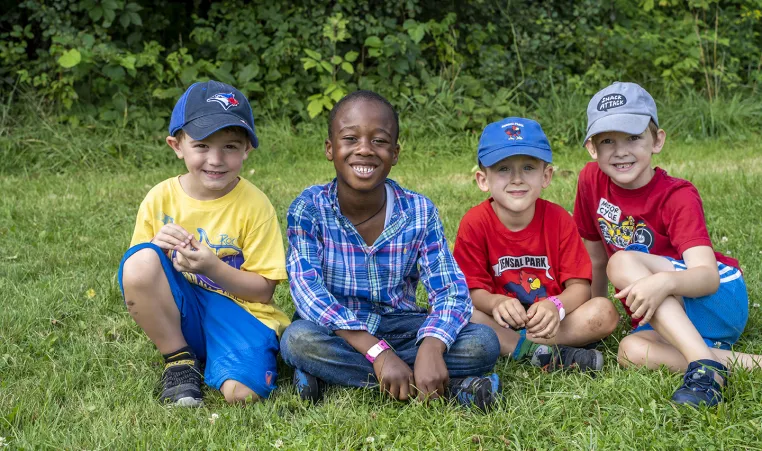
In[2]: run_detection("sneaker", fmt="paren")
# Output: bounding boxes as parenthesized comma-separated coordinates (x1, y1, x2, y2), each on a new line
(530, 345, 603, 372)
(159, 356, 203, 407)
(449, 373, 502, 412)
(293, 368, 327, 403)
(671, 359, 726, 407)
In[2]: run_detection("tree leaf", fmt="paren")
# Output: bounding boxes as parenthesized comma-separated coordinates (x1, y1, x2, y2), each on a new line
(344, 51, 359, 62)
(57, 49, 82, 69)
(330, 55, 343, 65)
(364, 36, 382, 48)
(307, 98, 325, 118)
(341, 62, 354, 74)
(320, 60, 333, 72)
(304, 49, 322, 60)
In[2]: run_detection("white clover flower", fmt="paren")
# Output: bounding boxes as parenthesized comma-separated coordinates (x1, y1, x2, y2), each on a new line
(273, 439, 284, 449)
(366, 436, 375, 444)
(572, 395, 582, 399)
(0, 437, 8, 448)
(208, 413, 219, 424)
(753, 303, 760, 308)
(721, 236, 728, 243)
(639, 408, 644, 413)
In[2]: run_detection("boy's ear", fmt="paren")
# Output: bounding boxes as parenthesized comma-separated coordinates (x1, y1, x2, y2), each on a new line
(584, 140, 598, 160)
(474, 169, 491, 193)
(542, 163, 554, 189)
(391, 143, 400, 166)
(652, 129, 667, 155)
(324, 138, 334, 161)
(166, 136, 184, 159)
(242, 144, 252, 160)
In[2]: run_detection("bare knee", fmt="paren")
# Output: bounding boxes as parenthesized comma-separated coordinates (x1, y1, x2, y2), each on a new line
(122, 249, 165, 307)
(587, 297, 620, 338)
(606, 251, 642, 288)
(220, 380, 260, 404)
(470, 308, 492, 325)
(617, 334, 650, 368)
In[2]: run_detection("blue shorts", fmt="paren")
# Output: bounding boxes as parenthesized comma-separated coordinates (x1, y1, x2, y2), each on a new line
(118, 243, 279, 398)
(632, 257, 748, 350)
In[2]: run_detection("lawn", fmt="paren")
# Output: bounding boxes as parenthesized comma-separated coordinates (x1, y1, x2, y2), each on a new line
(1, 125, 761, 449)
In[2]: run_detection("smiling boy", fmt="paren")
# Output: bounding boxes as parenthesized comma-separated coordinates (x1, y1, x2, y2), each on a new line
(280, 90, 501, 411)
(453, 118, 618, 371)
(575, 81, 761, 407)
(118, 80, 289, 406)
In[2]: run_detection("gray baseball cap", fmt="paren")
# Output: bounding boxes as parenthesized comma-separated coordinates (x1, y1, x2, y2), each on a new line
(584, 82, 658, 145)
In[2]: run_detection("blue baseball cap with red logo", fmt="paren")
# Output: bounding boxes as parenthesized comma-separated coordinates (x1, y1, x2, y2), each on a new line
(477, 117, 552, 167)
(169, 80, 259, 148)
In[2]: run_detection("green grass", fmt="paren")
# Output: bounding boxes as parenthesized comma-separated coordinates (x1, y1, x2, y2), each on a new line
(1, 123, 762, 449)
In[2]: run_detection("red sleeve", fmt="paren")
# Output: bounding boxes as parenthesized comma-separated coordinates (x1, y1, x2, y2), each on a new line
(554, 207, 593, 285)
(661, 184, 713, 256)
(574, 163, 602, 241)
(453, 204, 494, 293)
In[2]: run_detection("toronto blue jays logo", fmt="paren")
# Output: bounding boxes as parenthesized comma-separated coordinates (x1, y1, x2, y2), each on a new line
(207, 92, 240, 110)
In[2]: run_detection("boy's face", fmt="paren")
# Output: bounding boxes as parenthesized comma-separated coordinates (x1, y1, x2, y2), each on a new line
(166, 128, 251, 200)
(475, 155, 552, 216)
(325, 99, 400, 193)
(585, 127, 666, 190)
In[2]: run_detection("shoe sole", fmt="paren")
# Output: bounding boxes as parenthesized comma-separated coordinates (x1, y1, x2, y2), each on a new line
(172, 397, 204, 407)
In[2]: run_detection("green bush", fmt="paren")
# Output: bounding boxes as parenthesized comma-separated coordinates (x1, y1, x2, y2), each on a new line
(2, 0, 762, 136)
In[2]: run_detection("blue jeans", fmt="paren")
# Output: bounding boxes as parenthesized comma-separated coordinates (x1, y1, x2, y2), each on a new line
(280, 312, 500, 388)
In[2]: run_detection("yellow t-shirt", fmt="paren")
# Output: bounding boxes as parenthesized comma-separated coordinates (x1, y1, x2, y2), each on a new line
(130, 176, 290, 335)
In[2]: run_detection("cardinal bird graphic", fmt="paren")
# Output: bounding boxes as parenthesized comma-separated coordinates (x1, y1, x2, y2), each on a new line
(504, 269, 547, 307)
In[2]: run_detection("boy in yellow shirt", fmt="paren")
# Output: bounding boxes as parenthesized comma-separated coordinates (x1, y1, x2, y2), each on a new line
(118, 80, 288, 406)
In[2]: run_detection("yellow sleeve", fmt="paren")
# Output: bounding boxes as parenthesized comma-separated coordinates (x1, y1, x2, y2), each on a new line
(240, 212, 287, 281)
(130, 198, 156, 247)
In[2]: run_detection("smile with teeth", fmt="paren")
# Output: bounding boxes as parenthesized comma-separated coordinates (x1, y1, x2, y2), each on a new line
(614, 163, 634, 169)
(351, 165, 376, 175)
(203, 170, 227, 178)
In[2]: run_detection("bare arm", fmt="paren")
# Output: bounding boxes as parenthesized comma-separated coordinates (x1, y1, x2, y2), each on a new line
(204, 258, 278, 303)
(584, 239, 609, 298)
(664, 245, 720, 298)
(556, 278, 591, 314)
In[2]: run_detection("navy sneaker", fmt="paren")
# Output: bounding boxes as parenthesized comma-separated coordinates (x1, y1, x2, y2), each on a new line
(293, 368, 327, 403)
(159, 355, 203, 407)
(671, 359, 726, 407)
(449, 373, 501, 412)
(531, 345, 604, 372)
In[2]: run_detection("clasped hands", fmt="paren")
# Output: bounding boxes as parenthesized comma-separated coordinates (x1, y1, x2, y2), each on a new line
(151, 223, 218, 274)
(372, 337, 449, 402)
(490, 294, 560, 340)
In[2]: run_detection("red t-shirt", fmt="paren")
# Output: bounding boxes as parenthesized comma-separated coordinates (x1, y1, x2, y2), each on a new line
(454, 198, 592, 309)
(573, 162, 738, 325)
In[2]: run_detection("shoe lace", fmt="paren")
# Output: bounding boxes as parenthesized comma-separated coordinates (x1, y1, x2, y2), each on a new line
(681, 367, 716, 392)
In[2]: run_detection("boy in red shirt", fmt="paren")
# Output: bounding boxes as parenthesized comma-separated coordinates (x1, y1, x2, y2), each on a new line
(454, 118, 619, 371)
(575, 82, 758, 406)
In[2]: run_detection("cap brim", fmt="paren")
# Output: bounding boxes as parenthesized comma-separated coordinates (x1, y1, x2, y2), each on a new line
(478, 146, 552, 167)
(583, 114, 650, 146)
(183, 113, 259, 148)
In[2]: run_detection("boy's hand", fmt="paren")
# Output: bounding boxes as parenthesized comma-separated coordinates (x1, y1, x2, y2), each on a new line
(373, 350, 415, 401)
(151, 224, 193, 252)
(413, 337, 449, 401)
(492, 296, 529, 330)
(615, 273, 671, 327)
(172, 236, 219, 275)
(526, 299, 560, 340)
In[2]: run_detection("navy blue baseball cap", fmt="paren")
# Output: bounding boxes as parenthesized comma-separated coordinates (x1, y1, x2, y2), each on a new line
(169, 80, 259, 148)
(477, 117, 552, 167)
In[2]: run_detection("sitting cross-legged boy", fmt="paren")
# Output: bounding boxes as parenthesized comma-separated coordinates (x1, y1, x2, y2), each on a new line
(575, 81, 761, 407)
(280, 90, 502, 411)
(453, 118, 619, 372)
(118, 80, 289, 406)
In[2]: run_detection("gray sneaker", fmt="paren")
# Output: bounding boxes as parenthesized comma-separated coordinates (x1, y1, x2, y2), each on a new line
(530, 345, 603, 372)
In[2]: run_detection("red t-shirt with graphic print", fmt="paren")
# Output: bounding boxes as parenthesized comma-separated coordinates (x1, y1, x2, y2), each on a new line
(454, 198, 592, 310)
(573, 162, 738, 325)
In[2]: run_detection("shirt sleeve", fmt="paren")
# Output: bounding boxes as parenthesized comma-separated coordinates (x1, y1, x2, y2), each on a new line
(662, 185, 713, 256)
(416, 202, 472, 350)
(453, 207, 494, 293)
(286, 197, 367, 331)
(574, 164, 602, 241)
(556, 210, 593, 285)
(241, 211, 288, 281)
(130, 197, 156, 247)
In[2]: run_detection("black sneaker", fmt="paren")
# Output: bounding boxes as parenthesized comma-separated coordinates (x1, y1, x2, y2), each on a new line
(293, 368, 327, 403)
(530, 345, 603, 372)
(159, 355, 203, 407)
(448, 373, 502, 412)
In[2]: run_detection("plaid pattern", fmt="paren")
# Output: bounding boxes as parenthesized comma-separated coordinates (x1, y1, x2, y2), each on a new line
(286, 179, 472, 349)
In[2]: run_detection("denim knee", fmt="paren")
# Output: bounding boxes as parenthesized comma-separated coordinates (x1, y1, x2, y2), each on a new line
(450, 323, 500, 373)
(280, 319, 331, 368)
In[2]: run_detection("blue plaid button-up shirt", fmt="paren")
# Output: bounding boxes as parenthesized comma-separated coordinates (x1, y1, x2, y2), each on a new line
(286, 178, 472, 349)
